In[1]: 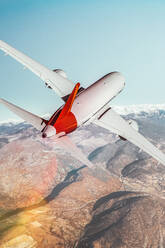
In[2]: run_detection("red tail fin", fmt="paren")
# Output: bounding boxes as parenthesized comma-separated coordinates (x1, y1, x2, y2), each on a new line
(58, 83, 80, 120)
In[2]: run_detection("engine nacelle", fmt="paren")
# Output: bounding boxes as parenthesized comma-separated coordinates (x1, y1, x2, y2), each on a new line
(53, 69, 67, 78)
(45, 69, 67, 89)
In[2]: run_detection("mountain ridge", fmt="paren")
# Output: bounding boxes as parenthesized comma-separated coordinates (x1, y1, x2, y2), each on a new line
(113, 103, 165, 116)
(1, 103, 165, 126)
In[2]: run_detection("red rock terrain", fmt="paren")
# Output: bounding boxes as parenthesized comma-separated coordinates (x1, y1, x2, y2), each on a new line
(0, 112, 165, 247)
(0, 139, 58, 208)
(0, 132, 122, 247)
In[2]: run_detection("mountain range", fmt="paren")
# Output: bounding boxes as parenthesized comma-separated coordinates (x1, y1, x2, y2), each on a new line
(0, 104, 165, 248)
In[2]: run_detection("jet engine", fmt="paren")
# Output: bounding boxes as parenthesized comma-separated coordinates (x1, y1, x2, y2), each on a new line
(53, 69, 67, 78)
(45, 69, 67, 89)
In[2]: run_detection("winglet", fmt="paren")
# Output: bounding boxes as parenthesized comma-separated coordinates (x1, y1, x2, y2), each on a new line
(58, 83, 80, 120)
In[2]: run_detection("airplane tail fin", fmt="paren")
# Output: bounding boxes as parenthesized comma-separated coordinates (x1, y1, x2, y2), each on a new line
(0, 98, 47, 131)
(57, 83, 80, 120)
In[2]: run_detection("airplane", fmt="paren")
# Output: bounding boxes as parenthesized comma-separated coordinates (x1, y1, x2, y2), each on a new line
(0, 39, 165, 168)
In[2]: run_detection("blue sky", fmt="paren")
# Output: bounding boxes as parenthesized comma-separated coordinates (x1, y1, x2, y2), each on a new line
(0, 0, 165, 122)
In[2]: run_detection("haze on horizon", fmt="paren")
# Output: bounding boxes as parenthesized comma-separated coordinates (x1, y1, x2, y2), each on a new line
(0, 0, 165, 122)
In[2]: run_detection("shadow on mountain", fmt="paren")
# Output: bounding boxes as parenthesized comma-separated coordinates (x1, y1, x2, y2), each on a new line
(0, 165, 86, 223)
(76, 190, 165, 248)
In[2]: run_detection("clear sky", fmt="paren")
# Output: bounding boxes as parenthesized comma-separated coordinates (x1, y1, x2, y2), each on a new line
(0, 0, 165, 122)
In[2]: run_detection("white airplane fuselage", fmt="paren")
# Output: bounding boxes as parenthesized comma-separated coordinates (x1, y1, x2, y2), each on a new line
(72, 72, 125, 125)
(43, 72, 125, 138)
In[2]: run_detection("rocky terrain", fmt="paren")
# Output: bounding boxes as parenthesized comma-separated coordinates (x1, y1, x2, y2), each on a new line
(0, 104, 165, 247)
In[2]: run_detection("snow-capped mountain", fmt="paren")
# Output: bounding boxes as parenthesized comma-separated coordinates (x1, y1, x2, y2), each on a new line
(113, 104, 165, 117)
(1, 104, 165, 127)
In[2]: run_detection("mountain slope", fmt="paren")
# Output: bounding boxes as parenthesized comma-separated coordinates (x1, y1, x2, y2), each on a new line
(0, 104, 165, 247)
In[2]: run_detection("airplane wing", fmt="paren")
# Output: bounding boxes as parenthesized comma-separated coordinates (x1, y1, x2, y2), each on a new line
(0, 97, 93, 168)
(0, 40, 75, 98)
(52, 134, 93, 168)
(94, 107, 165, 166)
(0, 98, 47, 131)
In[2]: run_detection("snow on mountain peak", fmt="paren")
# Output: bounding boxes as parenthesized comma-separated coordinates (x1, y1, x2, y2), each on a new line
(112, 104, 165, 116)
(0, 105, 165, 126)
(0, 119, 23, 126)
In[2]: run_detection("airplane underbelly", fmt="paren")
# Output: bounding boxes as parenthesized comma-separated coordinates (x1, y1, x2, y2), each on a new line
(71, 72, 125, 126)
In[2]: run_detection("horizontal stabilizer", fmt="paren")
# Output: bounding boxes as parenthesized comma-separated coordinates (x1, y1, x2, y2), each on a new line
(0, 98, 47, 131)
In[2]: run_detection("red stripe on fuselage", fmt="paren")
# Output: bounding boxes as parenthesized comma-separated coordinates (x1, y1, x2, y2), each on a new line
(46, 83, 80, 134)
(58, 83, 80, 120)
(47, 107, 62, 126)
(54, 111, 77, 134)
(47, 108, 77, 134)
